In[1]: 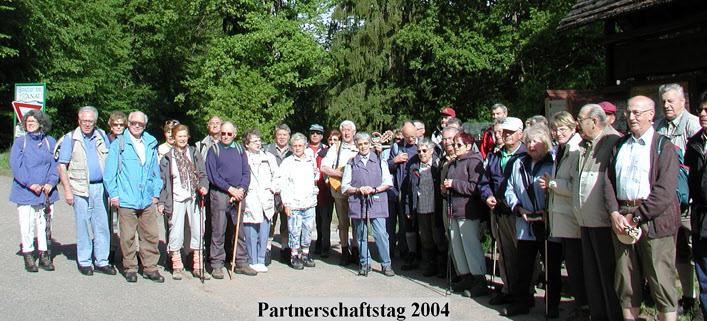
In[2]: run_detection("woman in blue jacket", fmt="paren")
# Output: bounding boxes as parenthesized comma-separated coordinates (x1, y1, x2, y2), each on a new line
(10, 110, 59, 272)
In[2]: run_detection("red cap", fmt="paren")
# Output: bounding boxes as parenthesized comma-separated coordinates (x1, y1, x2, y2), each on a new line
(440, 107, 456, 117)
(598, 101, 617, 114)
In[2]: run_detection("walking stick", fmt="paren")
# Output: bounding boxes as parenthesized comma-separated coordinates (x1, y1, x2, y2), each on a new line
(44, 193, 52, 258)
(363, 194, 370, 277)
(446, 192, 453, 296)
(198, 195, 206, 283)
(489, 209, 497, 291)
(543, 191, 550, 321)
(230, 200, 243, 278)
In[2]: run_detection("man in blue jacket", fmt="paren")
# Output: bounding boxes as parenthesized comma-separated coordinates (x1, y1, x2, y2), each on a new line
(104, 111, 164, 283)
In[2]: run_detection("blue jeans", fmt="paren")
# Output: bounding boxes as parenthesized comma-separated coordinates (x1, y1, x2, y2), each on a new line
(257, 218, 271, 264)
(244, 218, 271, 265)
(693, 235, 707, 316)
(288, 207, 315, 252)
(73, 183, 110, 267)
(353, 217, 391, 268)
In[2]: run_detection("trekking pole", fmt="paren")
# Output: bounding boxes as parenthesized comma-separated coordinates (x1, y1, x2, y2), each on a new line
(489, 209, 497, 292)
(44, 193, 52, 259)
(543, 191, 550, 321)
(230, 200, 243, 279)
(364, 194, 370, 277)
(198, 194, 206, 283)
(446, 192, 453, 296)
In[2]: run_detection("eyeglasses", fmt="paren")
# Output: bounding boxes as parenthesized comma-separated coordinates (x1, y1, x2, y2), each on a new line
(221, 132, 234, 137)
(310, 131, 323, 135)
(80, 119, 96, 125)
(418, 149, 430, 154)
(624, 109, 652, 118)
(111, 122, 125, 127)
(454, 143, 465, 148)
(552, 127, 571, 134)
(128, 121, 145, 128)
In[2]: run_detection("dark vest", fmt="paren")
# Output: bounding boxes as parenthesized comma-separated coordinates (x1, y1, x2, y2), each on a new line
(347, 152, 389, 219)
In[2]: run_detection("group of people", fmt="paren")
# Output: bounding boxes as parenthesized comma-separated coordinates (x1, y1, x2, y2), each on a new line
(11, 82, 707, 321)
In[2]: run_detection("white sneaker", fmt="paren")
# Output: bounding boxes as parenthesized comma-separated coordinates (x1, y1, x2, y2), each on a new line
(251, 264, 268, 273)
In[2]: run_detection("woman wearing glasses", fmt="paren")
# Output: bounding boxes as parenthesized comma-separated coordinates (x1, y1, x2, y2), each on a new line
(442, 132, 488, 295)
(10, 110, 59, 272)
(106, 111, 126, 142)
(402, 138, 446, 278)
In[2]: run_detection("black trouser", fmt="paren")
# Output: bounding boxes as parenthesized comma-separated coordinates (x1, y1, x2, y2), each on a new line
(491, 213, 518, 295)
(514, 239, 562, 309)
(417, 212, 447, 265)
(581, 227, 622, 321)
(386, 198, 402, 256)
(315, 197, 334, 251)
(562, 237, 588, 307)
(209, 190, 247, 268)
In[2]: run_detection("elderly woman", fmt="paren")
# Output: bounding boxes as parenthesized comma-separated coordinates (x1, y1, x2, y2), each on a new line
(540, 111, 588, 318)
(106, 111, 127, 142)
(402, 137, 446, 278)
(442, 132, 488, 295)
(342, 132, 395, 276)
(158, 119, 180, 161)
(278, 133, 319, 270)
(242, 129, 279, 273)
(503, 125, 562, 317)
(10, 110, 59, 272)
(157, 124, 209, 280)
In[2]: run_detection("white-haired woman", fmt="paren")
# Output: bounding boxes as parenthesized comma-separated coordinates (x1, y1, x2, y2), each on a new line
(10, 110, 59, 272)
(278, 133, 319, 270)
(503, 125, 562, 317)
(242, 129, 279, 273)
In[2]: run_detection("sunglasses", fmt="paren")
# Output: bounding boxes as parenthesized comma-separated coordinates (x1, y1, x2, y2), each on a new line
(454, 143, 465, 148)
(310, 131, 323, 135)
(221, 132, 234, 137)
(128, 121, 145, 128)
(111, 122, 125, 127)
(418, 149, 430, 154)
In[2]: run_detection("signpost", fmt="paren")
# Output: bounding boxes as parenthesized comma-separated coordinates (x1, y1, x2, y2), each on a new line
(13, 83, 46, 137)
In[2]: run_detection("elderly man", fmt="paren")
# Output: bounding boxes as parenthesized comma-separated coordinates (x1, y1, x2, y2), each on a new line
(478, 117, 526, 305)
(58, 106, 114, 276)
(605, 96, 680, 321)
(598, 101, 619, 128)
(575, 104, 622, 321)
(205, 121, 254, 278)
(195, 116, 222, 159)
(265, 123, 293, 263)
(388, 121, 419, 269)
(654, 83, 701, 313)
(321, 120, 360, 265)
(684, 92, 707, 318)
(432, 107, 456, 145)
(342, 132, 395, 276)
(480, 103, 508, 159)
(308, 124, 333, 257)
(413, 120, 426, 138)
(104, 111, 163, 283)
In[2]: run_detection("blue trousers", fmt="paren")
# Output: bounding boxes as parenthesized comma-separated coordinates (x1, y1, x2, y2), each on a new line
(73, 183, 110, 268)
(353, 217, 391, 268)
(288, 207, 315, 252)
(244, 217, 271, 265)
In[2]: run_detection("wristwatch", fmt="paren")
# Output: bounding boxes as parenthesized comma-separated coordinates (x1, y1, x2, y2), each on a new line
(632, 214, 642, 225)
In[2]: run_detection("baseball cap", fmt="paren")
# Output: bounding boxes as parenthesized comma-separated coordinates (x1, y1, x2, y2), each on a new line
(440, 107, 456, 117)
(309, 124, 324, 133)
(500, 117, 524, 132)
(598, 101, 617, 115)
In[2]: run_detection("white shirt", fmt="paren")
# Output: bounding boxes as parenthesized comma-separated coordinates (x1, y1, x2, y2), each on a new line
(615, 127, 654, 200)
(129, 133, 146, 165)
(322, 141, 358, 170)
(170, 149, 193, 202)
(278, 153, 319, 210)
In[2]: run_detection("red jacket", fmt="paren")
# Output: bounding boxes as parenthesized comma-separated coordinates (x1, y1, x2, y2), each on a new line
(479, 126, 495, 159)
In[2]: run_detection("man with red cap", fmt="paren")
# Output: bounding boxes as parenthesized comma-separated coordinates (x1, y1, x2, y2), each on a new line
(598, 101, 618, 128)
(432, 106, 456, 145)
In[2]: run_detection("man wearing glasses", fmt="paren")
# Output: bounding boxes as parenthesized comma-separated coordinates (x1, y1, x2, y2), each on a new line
(308, 124, 333, 257)
(204, 121, 255, 278)
(605, 96, 680, 321)
(103, 111, 164, 282)
(58, 106, 115, 276)
(654, 84, 701, 314)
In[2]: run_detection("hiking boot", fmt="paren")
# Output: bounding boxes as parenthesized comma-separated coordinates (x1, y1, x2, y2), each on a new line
(211, 267, 224, 279)
(280, 248, 291, 264)
(172, 268, 184, 280)
(358, 264, 371, 276)
(143, 270, 165, 283)
(235, 265, 258, 276)
(463, 277, 489, 298)
(401, 253, 419, 271)
(38, 251, 54, 271)
(290, 256, 304, 270)
(95, 265, 117, 275)
(382, 265, 396, 277)
(302, 254, 316, 268)
(350, 247, 359, 265)
(78, 265, 93, 276)
(192, 268, 211, 280)
(265, 249, 272, 266)
(452, 275, 476, 292)
(501, 303, 530, 317)
(23, 253, 38, 273)
(339, 247, 351, 266)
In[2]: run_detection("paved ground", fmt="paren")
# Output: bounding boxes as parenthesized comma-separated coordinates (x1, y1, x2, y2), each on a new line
(0, 175, 570, 321)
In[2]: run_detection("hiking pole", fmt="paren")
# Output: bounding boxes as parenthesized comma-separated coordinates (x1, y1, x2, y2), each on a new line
(364, 194, 370, 277)
(446, 192, 453, 296)
(44, 193, 52, 259)
(230, 200, 243, 279)
(198, 195, 206, 283)
(489, 209, 497, 292)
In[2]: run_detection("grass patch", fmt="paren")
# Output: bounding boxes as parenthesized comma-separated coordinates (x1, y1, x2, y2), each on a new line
(0, 149, 10, 177)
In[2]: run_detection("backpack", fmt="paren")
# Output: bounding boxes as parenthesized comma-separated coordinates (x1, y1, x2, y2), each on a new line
(657, 135, 690, 209)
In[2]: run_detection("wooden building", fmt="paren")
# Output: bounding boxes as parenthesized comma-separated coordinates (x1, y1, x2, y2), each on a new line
(554, 0, 707, 115)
